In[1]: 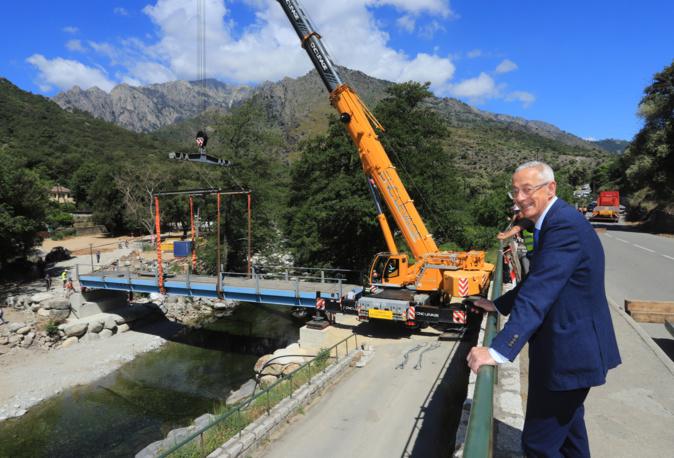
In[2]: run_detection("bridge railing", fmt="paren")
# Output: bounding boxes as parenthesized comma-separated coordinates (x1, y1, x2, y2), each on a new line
(157, 333, 359, 457)
(251, 264, 358, 284)
(462, 244, 504, 458)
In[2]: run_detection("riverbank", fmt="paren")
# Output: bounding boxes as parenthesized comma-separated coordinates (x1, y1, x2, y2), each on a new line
(0, 319, 171, 421)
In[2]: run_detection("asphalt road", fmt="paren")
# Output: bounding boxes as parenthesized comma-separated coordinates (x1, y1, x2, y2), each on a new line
(597, 225, 674, 359)
(597, 227, 674, 305)
(255, 329, 476, 458)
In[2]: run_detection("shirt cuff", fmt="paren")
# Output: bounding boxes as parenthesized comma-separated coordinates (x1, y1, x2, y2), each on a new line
(488, 347, 509, 364)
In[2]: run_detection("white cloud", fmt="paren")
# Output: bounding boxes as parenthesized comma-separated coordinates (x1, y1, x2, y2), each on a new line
(448, 72, 498, 100)
(495, 58, 517, 74)
(505, 90, 535, 108)
(138, 0, 457, 89)
(63, 26, 78, 34)
(30, 1, 471, 96)
(419, 20, 445, 39)
(370, 0, 453, 17)
(26, 54, 115, 92)
(66, 39, 85, 52)
(466, 49, 482, 58)
(114, 7, 129, 16)
(396, 14, 416, 32)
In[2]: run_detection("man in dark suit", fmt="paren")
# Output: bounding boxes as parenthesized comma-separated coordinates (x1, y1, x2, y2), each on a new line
(467, 161, 621, 457)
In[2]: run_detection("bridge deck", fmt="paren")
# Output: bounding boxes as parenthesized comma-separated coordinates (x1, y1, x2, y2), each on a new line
(78, 270, 362, 308)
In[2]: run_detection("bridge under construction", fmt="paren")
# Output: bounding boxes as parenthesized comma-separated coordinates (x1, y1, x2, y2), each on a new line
(77, 266, 362, 309)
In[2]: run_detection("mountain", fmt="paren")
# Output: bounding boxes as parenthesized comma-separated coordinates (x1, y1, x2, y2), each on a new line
(0, 77, 176, 183)
(54, 79, 253, 132)
(54, 68, 602, 153)
(591, 139, 630, 155)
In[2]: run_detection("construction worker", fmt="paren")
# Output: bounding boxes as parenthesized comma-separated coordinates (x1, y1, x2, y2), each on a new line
(60, 270, 68, 289)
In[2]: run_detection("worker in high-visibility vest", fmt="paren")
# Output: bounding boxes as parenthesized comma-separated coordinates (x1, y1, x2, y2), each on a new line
(60, 270, 68, 289)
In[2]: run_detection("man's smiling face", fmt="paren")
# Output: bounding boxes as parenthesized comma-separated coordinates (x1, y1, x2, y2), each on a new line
(512, 167, 556, 222)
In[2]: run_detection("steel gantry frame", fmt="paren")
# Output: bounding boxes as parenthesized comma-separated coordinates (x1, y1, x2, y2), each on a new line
(153, 188, 252, 297)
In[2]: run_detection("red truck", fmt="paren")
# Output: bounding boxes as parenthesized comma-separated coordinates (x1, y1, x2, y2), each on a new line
(591, 191, 620, 222)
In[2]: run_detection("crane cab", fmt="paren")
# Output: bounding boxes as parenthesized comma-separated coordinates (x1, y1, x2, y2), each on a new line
(368, 253, 410, 288)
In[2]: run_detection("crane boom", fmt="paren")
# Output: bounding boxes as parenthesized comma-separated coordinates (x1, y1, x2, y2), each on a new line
(276, 0, 439, 260)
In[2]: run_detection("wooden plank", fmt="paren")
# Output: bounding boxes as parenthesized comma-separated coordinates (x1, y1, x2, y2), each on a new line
(625, 300, 674, 314)
(630, 311, 674, 324)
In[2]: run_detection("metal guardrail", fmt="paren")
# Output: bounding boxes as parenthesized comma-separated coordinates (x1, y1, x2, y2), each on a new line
(463, 244, 504, 457)
(158, 333, 359, 457)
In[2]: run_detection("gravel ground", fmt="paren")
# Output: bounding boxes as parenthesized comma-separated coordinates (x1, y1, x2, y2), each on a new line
(0, 234, 170, 422)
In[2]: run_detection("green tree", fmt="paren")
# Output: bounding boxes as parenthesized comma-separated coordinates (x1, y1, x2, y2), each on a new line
(619, 60, 674, 214)
(286, 117, 383, 269)
(0, 151, 48, 266)
(211, 99, 289, 271)
(90, 167, 126, 234)
(374, 82, 468, 245)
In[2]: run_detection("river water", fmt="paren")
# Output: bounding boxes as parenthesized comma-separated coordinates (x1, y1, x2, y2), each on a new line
(0, 302, 301, 457)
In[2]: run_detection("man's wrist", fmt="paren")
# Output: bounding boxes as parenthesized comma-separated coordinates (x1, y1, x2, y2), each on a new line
(488, 347, 508, 364)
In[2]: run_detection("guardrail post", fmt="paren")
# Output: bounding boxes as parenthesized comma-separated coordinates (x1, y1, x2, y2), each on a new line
(321, 270, 325, 283)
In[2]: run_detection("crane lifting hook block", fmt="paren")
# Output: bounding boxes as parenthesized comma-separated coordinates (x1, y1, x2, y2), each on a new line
(168, 151, 233, 167)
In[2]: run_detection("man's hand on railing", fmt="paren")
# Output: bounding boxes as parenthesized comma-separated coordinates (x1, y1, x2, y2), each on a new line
(467, 346, 496, 374)
(471, 297, 497, 313)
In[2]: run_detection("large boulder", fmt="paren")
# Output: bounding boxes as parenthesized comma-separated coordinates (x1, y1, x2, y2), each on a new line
(21, 333, 35, 348)
(29, 292, 53, 304)
(8, 335, 22, 347)
(81, 332, 100, 342)
(61, 336, 78, 348)
(254, 354, 274, 374)
(41, 299, 70, 310)
(260, 363, 284, 376)
(99, 329, 114, 338)
(62, 322, 88, 338)
(103, 317, 117, 331)
(88, 320, 104, 333)
(226, 379, 257, 405)
(271, 345, 312, 365)
(259, 375, 278, 387)
(37, 308, 68, 320)
(8, 322, 26, 333)
(16, 326, 31, 335)
(117, 323, 130, 333)
(282, 363, 301, 376)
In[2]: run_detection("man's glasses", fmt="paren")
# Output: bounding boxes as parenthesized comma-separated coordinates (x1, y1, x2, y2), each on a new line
(510, 182, 549, 198)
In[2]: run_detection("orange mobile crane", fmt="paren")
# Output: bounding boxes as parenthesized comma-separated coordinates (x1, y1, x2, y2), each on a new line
(277, 0, 494, 329)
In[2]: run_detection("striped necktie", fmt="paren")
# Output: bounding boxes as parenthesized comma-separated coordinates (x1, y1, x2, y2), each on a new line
(533, 228, 540, 250)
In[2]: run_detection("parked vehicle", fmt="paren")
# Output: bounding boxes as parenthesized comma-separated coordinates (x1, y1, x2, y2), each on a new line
(45, 246, 71, 263)
(591, 191, 620, 222)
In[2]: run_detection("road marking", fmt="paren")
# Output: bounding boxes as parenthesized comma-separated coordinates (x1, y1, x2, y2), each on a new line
(663, 254, 674, 261)
(605, 234, 613, 238)
(633, 244, 655, 253)
(616, 238, 630, 243)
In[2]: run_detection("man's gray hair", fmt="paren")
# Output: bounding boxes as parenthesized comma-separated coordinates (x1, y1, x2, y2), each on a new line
(515, 161, 555, 182)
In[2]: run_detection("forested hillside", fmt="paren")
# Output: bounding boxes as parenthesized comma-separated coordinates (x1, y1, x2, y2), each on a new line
(613, 60, 674, 225)
(0, 73, 625, 272)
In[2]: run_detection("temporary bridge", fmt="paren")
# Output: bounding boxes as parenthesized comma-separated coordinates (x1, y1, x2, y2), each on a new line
(77, 266, 362, 309)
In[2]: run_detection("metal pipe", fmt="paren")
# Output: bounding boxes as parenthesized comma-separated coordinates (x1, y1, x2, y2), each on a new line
(463, 244, 503, 457)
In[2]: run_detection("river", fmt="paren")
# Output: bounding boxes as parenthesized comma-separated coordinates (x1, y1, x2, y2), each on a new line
(0, 302, 301, 457)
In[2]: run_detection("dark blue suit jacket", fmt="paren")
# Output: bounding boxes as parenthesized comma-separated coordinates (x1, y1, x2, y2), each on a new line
(493, 198, 621, 391)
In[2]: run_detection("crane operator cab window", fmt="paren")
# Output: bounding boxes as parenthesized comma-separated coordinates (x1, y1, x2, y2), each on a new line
(370, 255, 400, 284)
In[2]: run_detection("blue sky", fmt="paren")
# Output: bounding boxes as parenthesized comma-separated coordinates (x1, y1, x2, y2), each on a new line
(1, 0, 672, 141)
